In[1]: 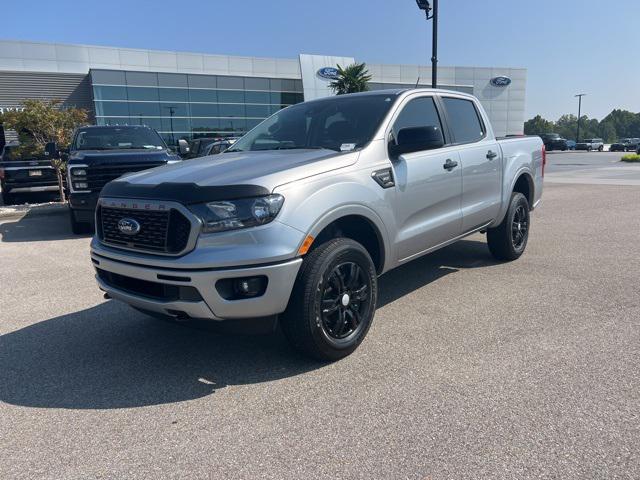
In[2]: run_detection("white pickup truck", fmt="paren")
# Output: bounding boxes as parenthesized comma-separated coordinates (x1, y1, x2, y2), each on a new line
(91, 88, 545, 360)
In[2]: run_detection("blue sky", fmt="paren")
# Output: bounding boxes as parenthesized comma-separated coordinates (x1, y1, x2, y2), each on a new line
(3, 0, 638, 120)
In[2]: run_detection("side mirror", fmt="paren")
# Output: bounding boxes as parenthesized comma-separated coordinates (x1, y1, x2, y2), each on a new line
(44, 141, 59, 158)
(178, 139, 190, 156)
(389, 126, 444, 157)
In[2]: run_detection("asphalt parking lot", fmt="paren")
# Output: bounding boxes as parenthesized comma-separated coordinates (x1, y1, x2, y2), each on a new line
(1, 152, 639, 479)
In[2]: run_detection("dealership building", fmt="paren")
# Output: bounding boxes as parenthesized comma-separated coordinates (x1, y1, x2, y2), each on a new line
(0, 40, 527, 146)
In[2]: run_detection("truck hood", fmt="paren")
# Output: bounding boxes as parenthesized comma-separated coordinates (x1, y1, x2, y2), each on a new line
(68, 149, 179, 165)
(115, 148, 357, 192)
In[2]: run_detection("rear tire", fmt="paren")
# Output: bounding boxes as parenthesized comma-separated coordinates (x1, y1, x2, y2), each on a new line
(487, 192, 530, 261)
(281, 238, 378, 361)
(598, 145, 604, 152)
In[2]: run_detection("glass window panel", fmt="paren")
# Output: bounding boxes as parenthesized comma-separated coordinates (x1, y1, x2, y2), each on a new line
(244, 77, 270, 90)
(158, 73, 187, 87)
(281, 79, 296, 91)
(158, 88, 189, 102)
(128, 102, 161, 116)
(442, 97, 485, 143)
(95, 101, 129, 116)
(93, 86, 127, 100)
(217, 90, 244, 103)
(159, 102, 189, 117)
(191, 118, 220, 132)
(91, 69, 126, 85)
(131, 117, 162, 130)
(98, 117, 130, 126)
(127, 87, 159, 101)
(217, 76, 244, 89)
(281, 92, 303, 104)
(161, 117, 191, 132)
(270, 104, 287, 115)
(190, 103, 218, 117)
(269, 79, 283, 91)
(188, 74, 217, 89)
(218, 104, 245, 117)
(219, 118, 246, 132)
(245, 104, 271, 118)
(245, 91, 271, 104)
(293, 80, 303, 92)
(125, 71, 158, 86)
(189, 89, 217, 103)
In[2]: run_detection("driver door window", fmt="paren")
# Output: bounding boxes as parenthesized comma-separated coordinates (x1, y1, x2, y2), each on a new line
(391, 96, 444, 145)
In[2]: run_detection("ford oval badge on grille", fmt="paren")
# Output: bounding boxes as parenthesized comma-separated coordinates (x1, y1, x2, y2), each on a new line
(117, 217, 141, 235)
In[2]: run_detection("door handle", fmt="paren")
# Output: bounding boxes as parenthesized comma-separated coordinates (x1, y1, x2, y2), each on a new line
(443, 159, 458, 171)
(487, 150, 498, 160)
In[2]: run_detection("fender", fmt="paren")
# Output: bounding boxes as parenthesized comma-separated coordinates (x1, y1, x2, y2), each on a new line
(495, 166, 534, 225)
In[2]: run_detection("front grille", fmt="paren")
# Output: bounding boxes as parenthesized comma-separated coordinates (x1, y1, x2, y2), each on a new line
(86, 163, 165, 191)
(97, 206, 191, 254)
(96, 269, 202, 302)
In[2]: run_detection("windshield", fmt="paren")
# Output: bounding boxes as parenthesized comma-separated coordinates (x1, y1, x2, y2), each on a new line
(227, 93, 396, 153)
(72, 127, 166, 151)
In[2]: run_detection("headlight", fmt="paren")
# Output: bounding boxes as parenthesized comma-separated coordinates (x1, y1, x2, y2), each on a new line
(189, 194, 284, 233)
(71, 168, 87, 176)
(73, 182, 89, 190)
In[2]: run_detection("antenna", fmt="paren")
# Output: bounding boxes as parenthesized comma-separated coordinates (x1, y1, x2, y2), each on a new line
(415, 76, 420, 88)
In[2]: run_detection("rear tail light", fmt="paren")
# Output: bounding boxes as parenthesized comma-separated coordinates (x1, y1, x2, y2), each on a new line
(541, 145, 546, 177)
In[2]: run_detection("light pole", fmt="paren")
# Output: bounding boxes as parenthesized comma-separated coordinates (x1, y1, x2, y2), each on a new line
(415, 0, 438, 88)
(163, 106, 176, 145)
(575, 93, 586, 142)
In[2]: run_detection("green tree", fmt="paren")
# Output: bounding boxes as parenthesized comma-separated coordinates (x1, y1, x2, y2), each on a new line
(523, 115, 554, 135)
(328, 63, 372, 95)
(0, 99, 88, 202)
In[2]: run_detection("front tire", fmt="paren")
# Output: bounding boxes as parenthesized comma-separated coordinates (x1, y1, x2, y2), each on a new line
(69, 209, 91, 234)
(1, 190, 15, 205)
(487, 192, 530, 261)
(598, 145, 604, 152)
(281, 238, 378, 361)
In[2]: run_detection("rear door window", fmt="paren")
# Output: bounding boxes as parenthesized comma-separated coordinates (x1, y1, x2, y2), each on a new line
(442, 97, 485, 144)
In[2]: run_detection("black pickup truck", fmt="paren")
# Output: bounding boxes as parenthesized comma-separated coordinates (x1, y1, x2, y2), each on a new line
(0, 144, 61, 205)
(60, 125, 185, 233)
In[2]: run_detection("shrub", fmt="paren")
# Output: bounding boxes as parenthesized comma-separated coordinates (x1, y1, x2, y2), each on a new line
(621, 154, 640, 162)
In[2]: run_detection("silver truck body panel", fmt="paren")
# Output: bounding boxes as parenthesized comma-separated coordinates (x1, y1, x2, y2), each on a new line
(91, 89, 543, 320)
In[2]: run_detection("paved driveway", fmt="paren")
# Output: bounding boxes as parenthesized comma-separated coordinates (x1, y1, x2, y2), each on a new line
(1, 179, 639, 479)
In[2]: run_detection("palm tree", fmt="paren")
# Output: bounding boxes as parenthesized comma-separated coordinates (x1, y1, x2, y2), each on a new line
(328, 63, 372, 95)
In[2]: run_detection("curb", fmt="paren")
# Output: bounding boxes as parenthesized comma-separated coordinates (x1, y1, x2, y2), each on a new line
(0, 203, 68, 220)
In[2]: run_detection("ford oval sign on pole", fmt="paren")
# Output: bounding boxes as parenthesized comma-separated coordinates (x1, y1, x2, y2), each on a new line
(490, 76, 512, 87)
(317, 67, 340, 80)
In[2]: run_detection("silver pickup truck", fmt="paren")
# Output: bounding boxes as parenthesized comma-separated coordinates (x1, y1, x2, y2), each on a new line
(91, 89, 544, 360)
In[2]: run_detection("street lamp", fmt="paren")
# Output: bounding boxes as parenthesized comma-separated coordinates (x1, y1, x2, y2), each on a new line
(162, 106, 176, 145)
(415, 0, 438, 88)
(575, 93, 586, 143)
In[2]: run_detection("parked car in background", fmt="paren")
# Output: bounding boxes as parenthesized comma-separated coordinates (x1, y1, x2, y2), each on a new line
(59, 125, 184, 233)
(565, 140, 576, 150)
(0, 143, 61, 205)
(538, 133, 568, 151)
(91, 89, 544, 360)
(575, 138, 604, 151)
(186, 137, 219, 159)
(609, 138, 639, 152)
(201, 138, 237, 156)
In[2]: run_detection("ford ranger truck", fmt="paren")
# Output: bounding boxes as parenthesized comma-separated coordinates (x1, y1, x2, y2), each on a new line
(91, 89, 544, 361)
(65, 125, 184, 233)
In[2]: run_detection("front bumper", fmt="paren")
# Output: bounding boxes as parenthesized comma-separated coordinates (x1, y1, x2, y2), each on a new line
(91, 250, 302, 320)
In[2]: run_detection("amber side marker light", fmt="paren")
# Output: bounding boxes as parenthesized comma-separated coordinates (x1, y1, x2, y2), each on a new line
(298, 235, 315, 255)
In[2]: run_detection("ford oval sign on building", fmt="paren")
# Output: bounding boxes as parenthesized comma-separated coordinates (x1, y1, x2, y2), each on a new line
(490, 76, 512, 87)
(317, 67, 340, 80)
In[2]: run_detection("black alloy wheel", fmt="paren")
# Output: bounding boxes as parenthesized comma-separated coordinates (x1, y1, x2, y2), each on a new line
(319, 261, 371, 340)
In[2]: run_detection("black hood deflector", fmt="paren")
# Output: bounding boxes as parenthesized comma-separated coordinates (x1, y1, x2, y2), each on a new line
(100, 181, 270, 204)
